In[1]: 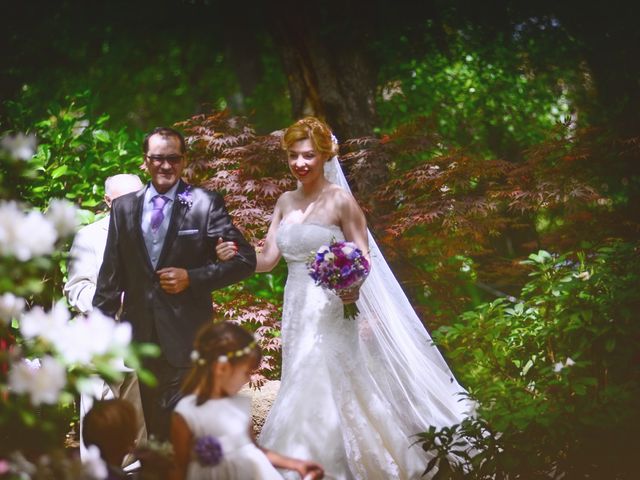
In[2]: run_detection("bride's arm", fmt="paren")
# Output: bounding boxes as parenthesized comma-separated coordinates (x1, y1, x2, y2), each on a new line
(337, 190, 370, 304)
(215, 197, 284, 272)
(255, 200, 284, 272)
(339, 191, 369, 262)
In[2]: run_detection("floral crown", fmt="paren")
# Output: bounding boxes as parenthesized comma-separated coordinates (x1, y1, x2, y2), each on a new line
(190, 341, 257, 366)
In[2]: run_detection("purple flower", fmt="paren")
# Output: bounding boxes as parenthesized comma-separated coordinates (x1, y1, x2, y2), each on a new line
(177, 186, 193, 208)
(307, 239, 370, 319)
(194, 435, 223, 466)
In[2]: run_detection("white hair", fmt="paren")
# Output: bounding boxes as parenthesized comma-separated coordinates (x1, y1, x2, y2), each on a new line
(104, 174, 143, 198)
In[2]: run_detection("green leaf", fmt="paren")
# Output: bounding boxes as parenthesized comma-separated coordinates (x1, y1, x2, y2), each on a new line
(50, 164, 69, 178)
(93, 129, 111, 143)
(605, 338, 616, 352)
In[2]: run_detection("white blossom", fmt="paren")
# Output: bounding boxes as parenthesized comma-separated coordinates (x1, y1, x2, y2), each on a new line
(554, 357, 576, 372)
(21, 303, 130, 366)
(575, 271, 591, 281)
(0, 292, 25, 325)
(341, 245, 354, 255)
(20, 300, 70, 343)
(75, 376, 107, 399)
(56, 310, 131, 364)
(0, 201, 58, 261)
(9, 356, 66, 405)
(81, 445, 108, 480)
(72, 119, 90, 138)
(0, 132, 37, 161)
(46, 199, 79, 237)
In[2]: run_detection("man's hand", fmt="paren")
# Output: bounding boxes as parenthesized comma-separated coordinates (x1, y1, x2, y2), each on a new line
(157, 267, 190, 294)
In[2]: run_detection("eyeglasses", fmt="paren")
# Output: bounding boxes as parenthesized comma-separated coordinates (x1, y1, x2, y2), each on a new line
(145, 154, 184, 165)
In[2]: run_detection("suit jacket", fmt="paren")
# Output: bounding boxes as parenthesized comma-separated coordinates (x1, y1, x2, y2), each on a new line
(64, 216, 110, 314)
(93, 180, 256, 367)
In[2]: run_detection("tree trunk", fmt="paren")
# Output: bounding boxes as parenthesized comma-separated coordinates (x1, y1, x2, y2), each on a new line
(266, 2, 378, 142)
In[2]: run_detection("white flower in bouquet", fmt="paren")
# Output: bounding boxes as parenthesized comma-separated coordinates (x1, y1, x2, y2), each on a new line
(341, 245, 354, 255)
(0, 292, 25, 325)
(46, 199, 79, 238)
(9, 355, 66, 405)
(0, 201, 57, 261)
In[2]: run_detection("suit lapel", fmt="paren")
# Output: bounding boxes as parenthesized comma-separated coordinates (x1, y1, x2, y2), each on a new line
(132, 186, 155, 273)
(157, 180, 189, 268)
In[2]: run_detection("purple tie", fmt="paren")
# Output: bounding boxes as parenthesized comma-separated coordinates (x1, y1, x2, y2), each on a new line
(150, 195, 169, 232)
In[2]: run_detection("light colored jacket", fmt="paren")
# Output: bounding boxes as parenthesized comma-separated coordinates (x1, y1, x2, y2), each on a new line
(63, 215, 109, 314)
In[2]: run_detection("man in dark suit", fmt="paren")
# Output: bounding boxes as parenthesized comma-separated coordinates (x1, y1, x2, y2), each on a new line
(93, 127, 256, 439)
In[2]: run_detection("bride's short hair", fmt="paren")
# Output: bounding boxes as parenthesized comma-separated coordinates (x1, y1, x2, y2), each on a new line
(283, 117, 338, 159)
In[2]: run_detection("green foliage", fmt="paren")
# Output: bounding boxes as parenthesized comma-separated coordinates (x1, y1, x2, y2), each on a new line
(344, 122, 633, 325)
(421, 241, 640, 478)
(23, 97, 144, 212)
(377, 25, 583, 158)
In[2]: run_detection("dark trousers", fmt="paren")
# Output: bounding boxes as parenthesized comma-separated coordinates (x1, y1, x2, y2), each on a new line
(139, 353, 190, 441)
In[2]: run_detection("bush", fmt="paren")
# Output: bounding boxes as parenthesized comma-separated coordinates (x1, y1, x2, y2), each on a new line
(23, 99, 143, 212)
(420, 241, 640, 478)
(0, 132, 156, 477)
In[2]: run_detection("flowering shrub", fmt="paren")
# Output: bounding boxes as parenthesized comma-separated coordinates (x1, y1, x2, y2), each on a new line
(419, 241, 640, 478)
(0, 133, 153, 477)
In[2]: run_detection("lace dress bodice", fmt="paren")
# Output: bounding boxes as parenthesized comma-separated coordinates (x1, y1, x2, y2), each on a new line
(276, 222, 344, 263)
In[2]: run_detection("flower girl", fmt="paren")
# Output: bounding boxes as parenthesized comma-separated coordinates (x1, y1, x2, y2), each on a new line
(168, 321, 324, 480)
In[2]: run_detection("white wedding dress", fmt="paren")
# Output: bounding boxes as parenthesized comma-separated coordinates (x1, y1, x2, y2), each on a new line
(259, 220, 472, 479)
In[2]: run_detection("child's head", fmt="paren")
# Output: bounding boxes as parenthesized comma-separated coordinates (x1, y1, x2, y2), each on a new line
(83, 398, 137, 465)
(182, 321, 261, 404)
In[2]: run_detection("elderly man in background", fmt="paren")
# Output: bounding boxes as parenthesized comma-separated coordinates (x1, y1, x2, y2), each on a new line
(64, 173, 146, 468)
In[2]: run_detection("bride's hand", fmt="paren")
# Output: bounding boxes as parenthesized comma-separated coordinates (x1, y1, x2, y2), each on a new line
(337, 285, 360, 304)
(216, 237, 237, 262)
(297, 460, 324, 479)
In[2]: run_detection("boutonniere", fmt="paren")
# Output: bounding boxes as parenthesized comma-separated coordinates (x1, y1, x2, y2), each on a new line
(177, 186, 193, 208)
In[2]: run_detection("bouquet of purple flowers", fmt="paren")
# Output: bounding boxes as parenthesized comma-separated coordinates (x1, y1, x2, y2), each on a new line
(307, 239, 370, 320)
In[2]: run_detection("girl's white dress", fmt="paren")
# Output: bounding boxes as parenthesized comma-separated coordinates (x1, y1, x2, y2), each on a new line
(174, 394, 283, 479)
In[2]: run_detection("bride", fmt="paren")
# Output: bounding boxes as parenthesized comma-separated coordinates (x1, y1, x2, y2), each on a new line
(216, 117, 472, 479)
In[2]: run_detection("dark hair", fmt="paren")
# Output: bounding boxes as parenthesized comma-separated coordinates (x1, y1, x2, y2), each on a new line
(143, 126, 186, 154)
(83, 399, 137, 462)
(182, 321, 261, 406)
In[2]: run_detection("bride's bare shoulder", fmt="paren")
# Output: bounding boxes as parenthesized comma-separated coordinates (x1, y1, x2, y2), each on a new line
(328, 184, 356, 204)
(276, 190, 297, 208)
